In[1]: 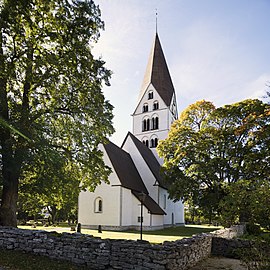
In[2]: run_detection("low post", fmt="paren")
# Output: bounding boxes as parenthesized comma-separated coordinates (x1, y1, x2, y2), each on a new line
(76, 223, 81, 233)
(138, 191, 146, 241)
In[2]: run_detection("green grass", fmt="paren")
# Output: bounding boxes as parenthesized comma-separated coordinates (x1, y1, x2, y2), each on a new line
(0, 249, 89, 270)
(19, 224, 221, 244)
(130, 224, 221, 237)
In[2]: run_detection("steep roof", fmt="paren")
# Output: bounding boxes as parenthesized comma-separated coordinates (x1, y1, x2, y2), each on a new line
(124, 132, 168, 189)
(103, 141, 165, 215)
(103, 141, 148, 193)
(138, 33, 175, 107)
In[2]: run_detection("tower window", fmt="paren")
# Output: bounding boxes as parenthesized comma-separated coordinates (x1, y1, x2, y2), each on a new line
(148, 91, 153, 100)
(153, 101, 159, 110)
(150, 137, 158, 148)
(151, 117, 159, 130)
(142, 118, 150, 131)
(142, 139, 149, 148)
(142, 104, 148, 112)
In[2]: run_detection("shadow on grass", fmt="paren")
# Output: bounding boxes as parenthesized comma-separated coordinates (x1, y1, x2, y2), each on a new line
(126, 225, 221, 237)
(0, 249, 88, 270)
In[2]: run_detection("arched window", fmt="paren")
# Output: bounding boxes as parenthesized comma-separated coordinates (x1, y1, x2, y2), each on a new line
(150, 136, 158, 148)
(151, 116, 159, 130)
(153, 101, 159, 110)
(142, 139, 149, 148)
(94, 197, 103, 213)
(148, 91, 153, 100)
(142, 103, 148, 113)
(163, 194, 167, 209)
(155, 117, 159, 129)
(142, 118, 150, 131)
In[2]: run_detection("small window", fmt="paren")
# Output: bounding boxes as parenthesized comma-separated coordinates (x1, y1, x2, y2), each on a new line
(142, 104, 148, 113)
(142, 139, 149, 148)
(148, 91, 153, 100)
(94, 197, 103, 213)
(153, 101, 159, 110)
(142, 118, 150, 132)
(163, 194, 167, 209)
(150, 137, 158, 148)
(151, 117, 159, 130)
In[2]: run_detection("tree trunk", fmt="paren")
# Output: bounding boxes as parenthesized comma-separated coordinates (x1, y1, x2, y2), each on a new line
(0, 175, 19, 227)
(0, 29, 18, 227)
(47, 205, 57, 225)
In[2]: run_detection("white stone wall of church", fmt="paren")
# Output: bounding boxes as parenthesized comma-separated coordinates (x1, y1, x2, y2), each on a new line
(159, 188, 185, 225)
(78, 184, 121, 227)
(134, 84, 167, 115)
(174, 200, 185, 224)
(150, 214, 164, 227)
(121, 188, 134, 226)
(133, 110, 169, 139)
(78, 145, 122, 227)
(133, 85, 169, 136)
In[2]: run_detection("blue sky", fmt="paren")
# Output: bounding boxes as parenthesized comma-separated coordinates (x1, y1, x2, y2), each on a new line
(93, 0, 270, 145)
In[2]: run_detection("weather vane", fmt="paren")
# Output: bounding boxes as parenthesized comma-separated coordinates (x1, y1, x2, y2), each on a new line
(155, 8, 158, 33)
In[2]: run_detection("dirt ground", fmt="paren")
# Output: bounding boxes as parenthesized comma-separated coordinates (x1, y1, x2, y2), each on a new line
(189, 256, 247, 270)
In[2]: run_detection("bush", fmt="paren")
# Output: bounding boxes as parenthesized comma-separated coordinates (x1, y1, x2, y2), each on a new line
(237, 239, 270, 270)
(246, 223, 262, 236)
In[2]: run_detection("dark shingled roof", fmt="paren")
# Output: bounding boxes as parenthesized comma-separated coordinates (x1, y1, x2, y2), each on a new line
(132, 191, 166, 215)
(138, 33, 175, 107)
(124, 132, 168, 189)
(103, 141, 165, 215)
(103, 141, 147, 193)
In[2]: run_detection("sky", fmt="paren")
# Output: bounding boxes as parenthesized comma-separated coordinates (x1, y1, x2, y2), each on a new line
(93, 0, 270, 145)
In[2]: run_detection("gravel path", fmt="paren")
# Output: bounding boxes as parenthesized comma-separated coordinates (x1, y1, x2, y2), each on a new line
(190, 256, 247, 270)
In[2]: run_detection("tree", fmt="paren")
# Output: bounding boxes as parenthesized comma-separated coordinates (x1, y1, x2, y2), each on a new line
(158, 99, 270, 226)
(0, 0, 114, 227)
(18, 147, 80, 224)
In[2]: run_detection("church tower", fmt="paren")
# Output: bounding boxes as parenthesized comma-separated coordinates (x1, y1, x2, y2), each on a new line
(132, 33, 178, 158)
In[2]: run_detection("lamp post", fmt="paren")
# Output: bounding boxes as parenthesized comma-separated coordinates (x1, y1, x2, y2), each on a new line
(138, 191, 146, 241)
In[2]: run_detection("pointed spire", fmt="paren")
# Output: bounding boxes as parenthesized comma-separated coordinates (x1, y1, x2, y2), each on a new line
(138, 34, 175, 107)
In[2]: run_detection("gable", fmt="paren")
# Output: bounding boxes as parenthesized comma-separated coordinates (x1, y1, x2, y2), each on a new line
(133, 83, 167, 116)
(122, 132, 168, 189)
(103, 141, 148, 193)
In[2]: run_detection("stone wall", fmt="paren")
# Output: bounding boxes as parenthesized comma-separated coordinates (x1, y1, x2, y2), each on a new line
(212, 237, 252, 258)
(0, 225, 245, 270)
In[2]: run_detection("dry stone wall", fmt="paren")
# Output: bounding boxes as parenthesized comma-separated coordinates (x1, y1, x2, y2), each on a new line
(0, 225, 245, 270)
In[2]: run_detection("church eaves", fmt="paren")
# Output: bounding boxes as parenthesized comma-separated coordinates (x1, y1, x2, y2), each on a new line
(138, 33, 175, 107)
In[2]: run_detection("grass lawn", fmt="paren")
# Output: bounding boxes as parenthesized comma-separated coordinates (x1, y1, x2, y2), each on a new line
(19, 224, 221, 244)
(0, 249, 88, 270)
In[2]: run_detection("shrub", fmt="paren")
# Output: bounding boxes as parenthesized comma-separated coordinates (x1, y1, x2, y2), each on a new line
(237, 239, 270, 270)
(246, 223, 262, 236)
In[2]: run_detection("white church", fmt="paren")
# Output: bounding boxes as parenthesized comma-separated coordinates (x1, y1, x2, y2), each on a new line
(78, 33, 185, 230)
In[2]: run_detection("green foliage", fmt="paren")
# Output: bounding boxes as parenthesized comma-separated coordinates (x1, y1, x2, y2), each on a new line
(0, 0, 114, 226)
(237, 239, 270, 270)
(220, 180, 270, 228)
(246, 223, 262, 236)
(158, 99, 270, 227)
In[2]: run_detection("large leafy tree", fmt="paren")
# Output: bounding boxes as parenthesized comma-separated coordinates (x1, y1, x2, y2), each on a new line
(158, 99, 270, 225)
(0, 0, 114, 227)
(18, 148, 80, 224)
